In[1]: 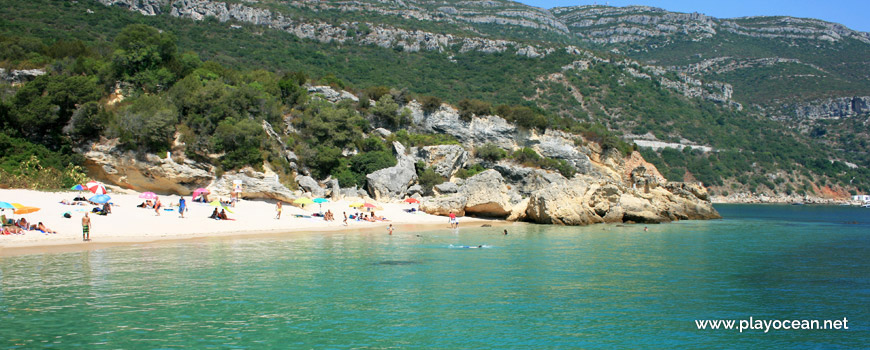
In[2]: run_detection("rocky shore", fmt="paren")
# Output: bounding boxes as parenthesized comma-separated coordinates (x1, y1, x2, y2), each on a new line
(79, 86, 720, 226)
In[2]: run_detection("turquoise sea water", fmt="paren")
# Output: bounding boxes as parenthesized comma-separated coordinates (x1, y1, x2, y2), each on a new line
(1, 204, 868, 348)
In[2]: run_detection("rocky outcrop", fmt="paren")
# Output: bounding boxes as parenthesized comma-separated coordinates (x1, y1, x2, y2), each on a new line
(420, 170, 520, 218)
(789, 96, 870, 120)
(0, 68, 45, 85)
(366, 141, 417, 200)
(98, 0, 164, 16)
(296, 175, 324, 197)
(420, 195, 467, 216)
(413, 107, 518, 148)
(211, 168, 297, 203)
(524, 176, 720, 225)
(433, 182, 459, 195)
(461, 170, 519, 217)
(307, 85, 359, 103)
(81, 138, 214, 194)
(416, 145, 468, 178)
(493, 163, 566, 196)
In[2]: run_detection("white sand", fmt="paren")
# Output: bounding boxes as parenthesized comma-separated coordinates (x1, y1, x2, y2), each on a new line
(0, 188, 490, 251)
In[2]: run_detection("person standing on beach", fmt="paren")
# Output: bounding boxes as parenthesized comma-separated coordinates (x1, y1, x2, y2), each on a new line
(448, 212, 458, 229)
(275, 201, 283, 219)
(343, 212, 348, 226)
(154, 197, 162, 216)
(388, 224, 393, 235)
(82, 212, 91, 241)
(179, 197, 187, 218)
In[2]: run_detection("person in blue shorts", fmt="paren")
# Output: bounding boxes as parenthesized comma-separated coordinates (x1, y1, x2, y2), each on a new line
(179, 197, 187, 218)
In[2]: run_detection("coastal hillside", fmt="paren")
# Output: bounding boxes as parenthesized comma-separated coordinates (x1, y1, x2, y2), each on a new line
(0, 0, 868, 202)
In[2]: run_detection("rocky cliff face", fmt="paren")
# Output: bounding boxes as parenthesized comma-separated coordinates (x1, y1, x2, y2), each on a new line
(787, 96, 870, 121)
(81, 138, 214, 194)
(554, 5, 870, 45)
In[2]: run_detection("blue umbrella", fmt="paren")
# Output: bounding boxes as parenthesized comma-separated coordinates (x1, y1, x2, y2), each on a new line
(313, 197, 329, 212)
(0, 201, 15, 209)
(70, 184, 85, 191)
(90, 194, 111, 204)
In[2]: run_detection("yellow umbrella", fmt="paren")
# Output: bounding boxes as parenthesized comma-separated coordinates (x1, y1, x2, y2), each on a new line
(14, 206, 40, 215)
(11, 203, 24, 209)
(293, 197, 314, 205)
(348, 202, 364, 208)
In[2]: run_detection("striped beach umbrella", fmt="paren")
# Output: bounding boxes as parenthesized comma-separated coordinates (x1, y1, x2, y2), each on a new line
(86, 181, 107, 195)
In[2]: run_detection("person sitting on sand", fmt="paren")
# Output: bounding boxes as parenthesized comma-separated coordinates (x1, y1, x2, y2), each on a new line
(16, 218, 31, 230)
(219, 209, 228, 220)
(2, 224, 22, 235)
(102, 202, 112, 215)
(209, 208, 219, 219)
(37, 222, 56, 234)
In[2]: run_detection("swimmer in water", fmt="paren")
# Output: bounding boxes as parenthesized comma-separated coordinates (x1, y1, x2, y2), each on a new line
(503, 229, 508, 235)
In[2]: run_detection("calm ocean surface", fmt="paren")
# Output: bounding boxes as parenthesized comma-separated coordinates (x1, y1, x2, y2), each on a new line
(1, 204, 868, 348)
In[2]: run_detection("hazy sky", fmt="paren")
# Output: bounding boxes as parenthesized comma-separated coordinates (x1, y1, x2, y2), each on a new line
(513, 0, 870, 32)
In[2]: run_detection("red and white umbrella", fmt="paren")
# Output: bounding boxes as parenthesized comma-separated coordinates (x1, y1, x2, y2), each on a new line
(86, 181, 107, 195)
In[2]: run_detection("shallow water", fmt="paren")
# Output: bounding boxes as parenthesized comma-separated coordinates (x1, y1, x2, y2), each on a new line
(1, 204, 868, 348)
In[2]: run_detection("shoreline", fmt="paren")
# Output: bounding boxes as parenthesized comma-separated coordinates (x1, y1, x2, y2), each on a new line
(711, 196, 857, 205)
(0, 188, 507, 256)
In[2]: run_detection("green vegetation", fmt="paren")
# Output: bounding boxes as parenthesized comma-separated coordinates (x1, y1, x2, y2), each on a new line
(510, 148, 576, 178)
(475, 143, 507, 163)
(1, 0, 868, 194)
(415, 161, 446, 195)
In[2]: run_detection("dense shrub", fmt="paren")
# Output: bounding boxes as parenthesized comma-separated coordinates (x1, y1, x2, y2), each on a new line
(419, 95, 442, 113)
(415, 161, 446, 195)
(457, 99, 491, 121)
(454, 163, 486, 179)
(475, 143, 507, 162)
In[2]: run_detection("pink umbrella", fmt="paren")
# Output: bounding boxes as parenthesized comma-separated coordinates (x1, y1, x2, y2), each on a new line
(192, 188, 210, 200)
(86, 181, 107, 195)
(139, 192, 158, 200)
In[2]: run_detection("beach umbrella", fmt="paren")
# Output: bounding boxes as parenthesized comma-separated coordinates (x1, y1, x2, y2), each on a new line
(362, 202, 383, 212)
(312, 197, 329, 212)
(208, 200, 234, 214)
(193, 188, 210, 200)
(89, 194, 111, 204)
(293, 197, 314, 205)
(14, 206, 40, 215)
(348, 202, 364, 208)
(0, 202, 15, 210)
(11, 203, 24, 209)
(139, 192, 158, 200)
(86, 181, 107, 195)
(403, 198, 420, 204)
(70, 184, 85, 191)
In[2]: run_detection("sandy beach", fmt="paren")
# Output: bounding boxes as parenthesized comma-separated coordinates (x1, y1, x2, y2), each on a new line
(0, 188, 498, 254)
